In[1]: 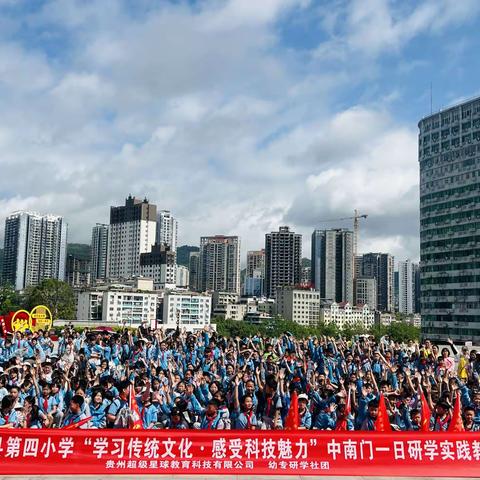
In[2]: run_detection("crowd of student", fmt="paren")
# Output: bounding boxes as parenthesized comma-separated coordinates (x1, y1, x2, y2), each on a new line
(0, 323, 479, 431)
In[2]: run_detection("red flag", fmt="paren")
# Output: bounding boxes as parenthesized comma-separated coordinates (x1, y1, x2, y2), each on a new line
(285, 391, 299, 430)
(63, 416, 92, 430)
(448, 394, 464, 432)
(375, 394, 391, 432)
(335, 389, 351, 431)
(129, 385, 143, 430)
(419, 387, 431, 432)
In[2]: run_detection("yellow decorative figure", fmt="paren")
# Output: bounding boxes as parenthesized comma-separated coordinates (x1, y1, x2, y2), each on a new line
(29, 305, 53, 332)
(11, 310, 31, 332)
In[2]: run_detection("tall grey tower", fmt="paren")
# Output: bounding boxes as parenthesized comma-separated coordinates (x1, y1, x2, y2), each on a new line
(311, 229, 354, 304)
(398, 259, 415, 315)
(361, 253, 394, 312)
(199, 235, 240, 294)
(156, 210, 178, 251)
(2, 211, 67, 290)
(91, 223, 109, 282)
(419, 96, 480, 342)
(265, 226, 302, 298)
(108, 196, 157, 279)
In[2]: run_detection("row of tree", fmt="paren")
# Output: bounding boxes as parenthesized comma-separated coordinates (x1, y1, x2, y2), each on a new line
(0, 280, 420, 342)
(0, 279, 76, 320)
(215, 316, 420, 343)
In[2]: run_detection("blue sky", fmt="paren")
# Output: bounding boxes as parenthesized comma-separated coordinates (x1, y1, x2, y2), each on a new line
(1, 0, 480, 262)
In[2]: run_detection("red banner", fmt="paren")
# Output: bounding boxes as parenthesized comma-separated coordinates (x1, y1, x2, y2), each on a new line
(0, 430, 479, 476)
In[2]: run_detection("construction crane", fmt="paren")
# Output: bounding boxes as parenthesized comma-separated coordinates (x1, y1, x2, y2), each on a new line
(317, 209, 368, 257)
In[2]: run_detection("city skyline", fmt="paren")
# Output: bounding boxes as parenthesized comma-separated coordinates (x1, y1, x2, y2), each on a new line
(1, 1, 480, 264)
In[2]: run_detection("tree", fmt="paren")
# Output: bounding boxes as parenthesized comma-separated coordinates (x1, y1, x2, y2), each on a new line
(386, 322, 420, 343)
(24, 279, 76, 320)
(0, 283, 23, 315)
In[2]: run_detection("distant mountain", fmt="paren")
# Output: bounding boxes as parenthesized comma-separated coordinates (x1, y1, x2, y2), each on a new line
(176, 245, 199, 267)
(67, 243, 91, 260)
(301, 257, 311, 268)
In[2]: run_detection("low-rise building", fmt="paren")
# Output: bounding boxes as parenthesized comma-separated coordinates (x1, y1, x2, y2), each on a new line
(411, 314, 421, 328)
(275, 287, 320, 326)
(76, 281, 158, 326)
(76, 291, 104, 323)
(212, 291, 240, 316)
(225, 303, 247, 321)
(321, 302, 374, 330)
(103, 290, 158, 326)
(162, 291, 212, 332)
(375, 312, 396, 326)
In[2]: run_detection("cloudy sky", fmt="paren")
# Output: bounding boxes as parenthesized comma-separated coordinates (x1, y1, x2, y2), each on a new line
(1, 0, 480, 264)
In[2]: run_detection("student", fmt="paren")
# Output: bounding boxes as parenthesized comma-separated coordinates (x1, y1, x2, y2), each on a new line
(296, 394, 312, 429)
(408, 408, 421, 431)
(106, 380, 130, 428)
(140, 393, 158, 429)
(256, 375, 283, 429)
(233, 394, 258, 430)
(463, 406, 480, 432)
(19, 396, 48, 428)
(199, 399, 226, 430)
(431, 400, 451, 432)
(314, 402, 337, 430)
(334, 402, 354, 431)
(89, 389, 110, 429)
(361, 399, 379, 431)
(0, 395, 18, 428)
(62, 395, 89, 428)
(168, 407, 190, 429)
(36, 382, 58, 419)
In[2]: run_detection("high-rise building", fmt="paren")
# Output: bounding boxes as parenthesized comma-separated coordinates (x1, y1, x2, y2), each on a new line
(91, 223, 109, 283)
(139, 243, 176, 289)
(246, 250, 265, 277)
(156, 210, 178, 251)
(355, 277, 377, 310)
(265, 226, 302, 298)
(176, 265, 189, 288)
(199, 236, 241, 294)
(393, 271, 399, 312)
(414, 263, 421, 314)
(311, 229, 354, 304)
(66, 254, 91, 288)
(244, 249, 265, 296)
(398, 259, 415, 315)
(2, 211, 67, 290)
(354, 255, 363, 279)
(361, 253, 394, 312)
(301, 265, 312, 285)
(244, 270, 264, 297)
(419, 97, 480, 341)
(108, 196, 157, 279)
(188, 251, 200, 291)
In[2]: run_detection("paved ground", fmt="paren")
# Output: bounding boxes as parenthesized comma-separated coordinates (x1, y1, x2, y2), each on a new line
(0, 476, 473, 479)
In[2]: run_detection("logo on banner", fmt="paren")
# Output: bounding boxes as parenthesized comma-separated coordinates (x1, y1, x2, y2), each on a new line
(29, 305, 53, 331)
(11, 310, 31, 332)
(10, 306, 53, 333)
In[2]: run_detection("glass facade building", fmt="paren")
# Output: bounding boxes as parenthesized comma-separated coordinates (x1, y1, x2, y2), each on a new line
(419, 96, 480, 342)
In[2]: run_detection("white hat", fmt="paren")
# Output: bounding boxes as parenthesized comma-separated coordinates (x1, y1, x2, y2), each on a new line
(298, 393, 309, 401)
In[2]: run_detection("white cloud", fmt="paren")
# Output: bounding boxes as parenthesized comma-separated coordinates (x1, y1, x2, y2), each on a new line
(315, 0, 480, 58)
(0, 0, 478, 265)
(285, 108, 419, 261)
